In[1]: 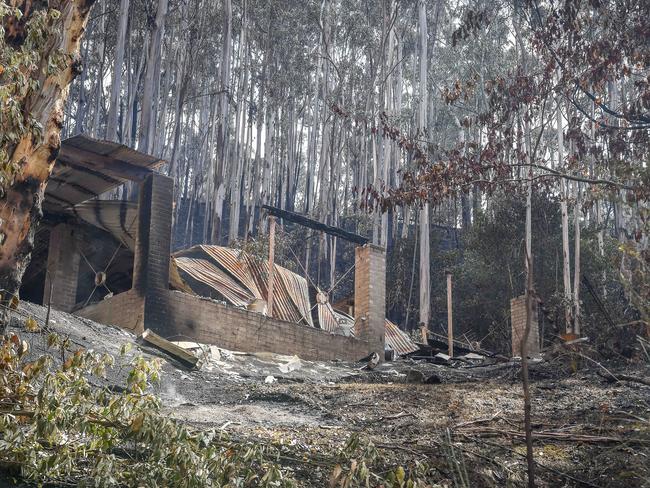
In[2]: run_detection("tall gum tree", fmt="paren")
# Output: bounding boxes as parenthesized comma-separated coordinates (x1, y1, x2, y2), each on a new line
(0, 0, 95, 329)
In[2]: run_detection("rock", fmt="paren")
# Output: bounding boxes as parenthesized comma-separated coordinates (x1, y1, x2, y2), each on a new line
(406, 369, 426, 383)
(425, 374, 442, 384)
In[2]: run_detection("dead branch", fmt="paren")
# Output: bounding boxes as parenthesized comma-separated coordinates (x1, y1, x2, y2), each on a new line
(457, 427, 649, 444)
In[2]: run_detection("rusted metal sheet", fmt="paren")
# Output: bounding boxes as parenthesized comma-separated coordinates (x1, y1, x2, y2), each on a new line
(321, 302, 418, 355)
(172, 245, 314, 327)
(276, 266, 313, 326)
(45, 134, 165, 212)
(242, 254, 308, 326)
(317, 300, 355, 336)
(174, 257, 254, 307)
(200, 246, 261, 298)
(384, 319, 419, 356)
(71, 200, 138, 250)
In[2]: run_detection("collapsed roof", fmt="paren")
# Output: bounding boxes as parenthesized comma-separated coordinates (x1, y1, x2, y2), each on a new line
(171, 245, 418, 356)
(172, 245, 314, 327)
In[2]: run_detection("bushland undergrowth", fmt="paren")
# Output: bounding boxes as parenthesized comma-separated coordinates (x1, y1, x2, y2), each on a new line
(0, 328, 432, 487)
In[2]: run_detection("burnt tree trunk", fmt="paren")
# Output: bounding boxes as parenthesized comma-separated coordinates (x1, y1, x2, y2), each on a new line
(0, 0, 95, 331)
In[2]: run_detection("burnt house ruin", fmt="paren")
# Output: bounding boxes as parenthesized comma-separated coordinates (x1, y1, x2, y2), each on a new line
(21, 135, 387, 362)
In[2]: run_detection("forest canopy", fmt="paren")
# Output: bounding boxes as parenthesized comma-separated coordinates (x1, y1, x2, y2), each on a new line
(1, 0, 649, 346)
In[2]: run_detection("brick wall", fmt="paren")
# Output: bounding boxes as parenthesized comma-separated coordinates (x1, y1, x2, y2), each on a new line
(158, 290, 368, 361)
(44, 224, 80, 312)
(354, 244, 386, 359)
(74, 172, 377, 362)
(510, 295, 540, 357)
(132, 173, 174, 336)
(76, 289, 145, 333)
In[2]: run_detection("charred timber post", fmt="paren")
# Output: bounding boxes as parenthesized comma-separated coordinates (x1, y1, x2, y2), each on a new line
(267, 216, 276, 317)
(446, 270, 453, 358)
(262, 205, 368, 245)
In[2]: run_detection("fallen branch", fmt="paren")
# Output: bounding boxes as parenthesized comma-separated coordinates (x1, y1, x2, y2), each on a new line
(596, 371, 650, 387)
(370, 411, 416, 423)
(572, 352, 650, 386)
(453, 410, 503, 429)
(457, 426, 649, 444)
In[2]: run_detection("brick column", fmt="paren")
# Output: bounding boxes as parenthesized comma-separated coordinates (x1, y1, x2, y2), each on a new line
(354, 244, 386, 360)
(133, 173, 174, 335)
(510, 295, 540, 357)
(44, 224, 80, 312)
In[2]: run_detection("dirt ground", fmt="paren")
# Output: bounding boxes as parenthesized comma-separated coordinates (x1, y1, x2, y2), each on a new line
(8, 302, 650, 487)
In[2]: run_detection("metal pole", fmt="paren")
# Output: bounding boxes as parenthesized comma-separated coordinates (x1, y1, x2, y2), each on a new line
(446, 271, 453, 357)
(267, 216, 276, 317)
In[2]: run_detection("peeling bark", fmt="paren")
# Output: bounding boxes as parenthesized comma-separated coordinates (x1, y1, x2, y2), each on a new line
(0, 0, 95, 331)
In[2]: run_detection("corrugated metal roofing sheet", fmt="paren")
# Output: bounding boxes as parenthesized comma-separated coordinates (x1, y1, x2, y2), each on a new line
(174, 257, 255, 307)
(172, 245, 419, 356)
(71, 200, 138, 250)
(384, 319, 419, 356)
(45, 134, 164, 213)
(62, 134, 165, 168)
(322, 303, 419, 356)
(172, 245, 314, 327)
(317, 300, 355, 336)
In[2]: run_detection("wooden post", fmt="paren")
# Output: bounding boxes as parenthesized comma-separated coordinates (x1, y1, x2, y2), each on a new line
(446, 271, 453, 357)
(267, 216, 276, 317)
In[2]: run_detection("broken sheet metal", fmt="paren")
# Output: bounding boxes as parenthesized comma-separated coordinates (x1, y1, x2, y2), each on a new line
(174, 256, 256, 307)
(320, 302, 419, 356)
(71, 200, 138, 251)
(385, 319, 419, 356)
(46, 134, 164, 214)
(241, 254, 309, 325)
(172, 245, 314, 327)
(200, 246, 261, 297)
(317, 298, 355, 336)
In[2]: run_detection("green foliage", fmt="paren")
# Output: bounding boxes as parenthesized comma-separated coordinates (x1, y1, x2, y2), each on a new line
(383, 192, 639, 354)
(0, 2, 66, 190)
(329, 434, 429, 488)
(0, 330, 292, 486)
(448, 193, 637, 353)
(0, 330, 435, 487)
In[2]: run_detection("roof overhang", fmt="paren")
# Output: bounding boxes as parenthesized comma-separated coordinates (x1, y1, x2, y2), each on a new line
(44, 134, 165, 214)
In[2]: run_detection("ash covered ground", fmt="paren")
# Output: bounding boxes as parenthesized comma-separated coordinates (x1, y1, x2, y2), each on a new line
(8, 301, 650, 487)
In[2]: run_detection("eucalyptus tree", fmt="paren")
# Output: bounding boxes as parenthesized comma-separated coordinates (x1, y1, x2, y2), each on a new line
(0, 0, 96, 329)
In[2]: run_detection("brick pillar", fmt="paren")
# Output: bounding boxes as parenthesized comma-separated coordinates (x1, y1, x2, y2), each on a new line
(510, 295, 540, 357)
(44, 224, 80, 312)
(133, 173, 174, 335)
(354, 244, 386, 360)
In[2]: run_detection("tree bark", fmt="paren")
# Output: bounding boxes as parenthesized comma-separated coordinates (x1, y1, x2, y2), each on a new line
(106, 0, 130, 142)
(0, 0, 96, 330)
(208, 0, 232, 243)
(417, 0, 430, 331)
(557, 97, 573, 334)
(138, 0, 168, 154)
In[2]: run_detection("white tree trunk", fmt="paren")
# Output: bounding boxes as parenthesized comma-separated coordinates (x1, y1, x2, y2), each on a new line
(138, 0, 168, 153)
(417, 0, 430, 330)
(557, 98, 573, 333)
(106, 0, 130, 142)
(573, 182, 582, 335)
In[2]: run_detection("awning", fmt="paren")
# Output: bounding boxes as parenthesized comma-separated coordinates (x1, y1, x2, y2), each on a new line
(45, 134, 165, 213)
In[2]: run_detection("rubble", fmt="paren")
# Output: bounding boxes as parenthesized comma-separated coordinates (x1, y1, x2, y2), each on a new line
(139, 328, 200, 369)
(7, 301, 650, 487)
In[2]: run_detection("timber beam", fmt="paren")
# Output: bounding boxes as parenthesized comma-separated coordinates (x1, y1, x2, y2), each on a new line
(58, 144, 154, 182)
(262, 204, 369, 245)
